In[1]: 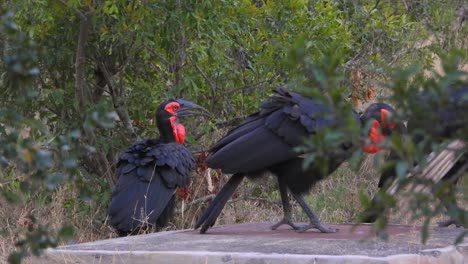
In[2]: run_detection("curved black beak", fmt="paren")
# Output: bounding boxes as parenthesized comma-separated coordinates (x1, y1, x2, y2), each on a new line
(175, 99, 210, 118)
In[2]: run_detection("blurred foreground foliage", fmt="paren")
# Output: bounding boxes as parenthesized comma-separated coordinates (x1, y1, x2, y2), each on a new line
(0, 0, 466, 262)
(360, 53, 468, 243)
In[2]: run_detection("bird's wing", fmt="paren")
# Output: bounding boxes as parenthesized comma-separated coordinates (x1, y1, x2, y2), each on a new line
(108, 139, 193, 233)
(408, 86, 468, 139)
(434, 86, 468, 137)
(207, 87, 338, 174)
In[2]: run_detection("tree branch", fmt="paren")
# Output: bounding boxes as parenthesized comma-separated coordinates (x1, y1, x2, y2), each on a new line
(193, 63, 216, 100)
(58, 0, 87, 21)
(74, 11, 91, 114)
(173, 0, 187, 86)
(143, 44, 170, 67)
(64, 4, 117, 185)
(401, 0, 409, 11)
(98, 62, 137, 139)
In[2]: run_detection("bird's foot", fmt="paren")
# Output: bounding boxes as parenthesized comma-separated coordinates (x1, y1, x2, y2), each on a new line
(296, 222, 338, 233)
(437, 218, 463, 228)
(271, 218, 303, 230)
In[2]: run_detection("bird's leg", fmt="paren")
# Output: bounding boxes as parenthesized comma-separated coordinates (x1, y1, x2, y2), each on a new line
(291, 192, 338, 233)
(195, 173, 245, 233)
(271, 179, 302, 230)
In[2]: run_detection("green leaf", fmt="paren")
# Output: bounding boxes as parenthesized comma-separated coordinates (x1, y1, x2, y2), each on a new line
(58, 225, 74, 239)
(421, 218, 431, 244)
(395, 161, 409, 179)
(46, 173, 65, 190)
(302, 153, 316, 170)
(8, 252, 22, 264)
(2, 190, 23, 204)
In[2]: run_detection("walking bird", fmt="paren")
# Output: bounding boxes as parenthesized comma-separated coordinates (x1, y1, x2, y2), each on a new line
(108, 99, 208, 236)
(362, 85, 468, 227)
(195, 87, 398, 233)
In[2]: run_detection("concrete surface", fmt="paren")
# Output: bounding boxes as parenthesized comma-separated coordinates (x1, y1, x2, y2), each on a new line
(32, 222, 467, 264)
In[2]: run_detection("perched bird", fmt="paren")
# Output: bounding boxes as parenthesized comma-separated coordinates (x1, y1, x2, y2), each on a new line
(195, 87, 397, 233)
(362, 85, 468, 227)
(108, 99, 208, 236)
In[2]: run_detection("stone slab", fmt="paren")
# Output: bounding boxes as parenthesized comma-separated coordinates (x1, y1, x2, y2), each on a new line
(32, 223, 467, 264)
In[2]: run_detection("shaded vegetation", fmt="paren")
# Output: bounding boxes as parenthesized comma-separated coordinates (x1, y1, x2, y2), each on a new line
(0, 0, 467, 263)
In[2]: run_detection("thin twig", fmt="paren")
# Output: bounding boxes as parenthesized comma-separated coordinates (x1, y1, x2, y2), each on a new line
(58, 0, 87, 20)
(220, 80, 273, 97)
(193, 63, 216, 100)
(215, 115, 250, 128)
(175, 195, 281, 214)
(401, 0, 409, 11)
(174, 194, 215, 214)
(143, 44, 170, 66)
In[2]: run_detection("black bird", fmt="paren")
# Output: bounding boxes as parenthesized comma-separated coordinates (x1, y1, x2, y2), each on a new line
(362, 86, 468, 227)
(195, 87, 397, 233)
(108, 99, 208, 236)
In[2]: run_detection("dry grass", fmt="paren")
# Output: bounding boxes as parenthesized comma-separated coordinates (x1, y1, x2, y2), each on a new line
(170, 151, 463, 233)
(1, 153, 465, 263)
(0, 186, 112, 263)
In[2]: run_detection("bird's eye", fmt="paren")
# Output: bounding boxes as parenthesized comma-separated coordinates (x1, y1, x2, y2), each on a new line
(173, 105, 180, 111)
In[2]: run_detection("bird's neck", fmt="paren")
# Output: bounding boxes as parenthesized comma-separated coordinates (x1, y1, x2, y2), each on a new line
(169, 117, 186, 144)
(159, 133, 176, 143)
(158, 117, 185, 144)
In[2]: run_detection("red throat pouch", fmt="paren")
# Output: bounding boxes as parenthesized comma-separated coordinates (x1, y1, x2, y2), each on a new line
(169, 116, 186, 144)
(380, 109, 395, 129)
(362, 120, 384, 154)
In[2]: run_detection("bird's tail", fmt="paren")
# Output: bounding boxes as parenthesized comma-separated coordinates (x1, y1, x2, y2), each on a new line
(194, 173, 245, 233)
(107, 170, 175, 235)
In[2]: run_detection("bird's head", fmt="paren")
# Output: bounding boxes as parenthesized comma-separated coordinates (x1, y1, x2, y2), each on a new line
(360, 103, 398, 154)
(156, 99, 209, 144)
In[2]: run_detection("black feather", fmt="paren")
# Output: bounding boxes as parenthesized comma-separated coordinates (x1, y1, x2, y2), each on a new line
(108, 139, 194, 235)
(197, 87, 388, 233)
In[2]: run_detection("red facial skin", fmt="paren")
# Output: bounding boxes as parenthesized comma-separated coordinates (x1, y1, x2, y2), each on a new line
(164, 102, 180, 115)
(164, 102, 186, 144)
(380, 109, 395, 129)
(362, 109, 395, 154)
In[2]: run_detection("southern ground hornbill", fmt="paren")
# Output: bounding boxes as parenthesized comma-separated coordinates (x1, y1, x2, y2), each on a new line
(195, 87, 397, 233)
(108, 99, 208, 236)
(363, 85, 468, 227)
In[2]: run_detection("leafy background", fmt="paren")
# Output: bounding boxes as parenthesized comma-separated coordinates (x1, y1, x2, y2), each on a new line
(0, 0, 467, 263)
